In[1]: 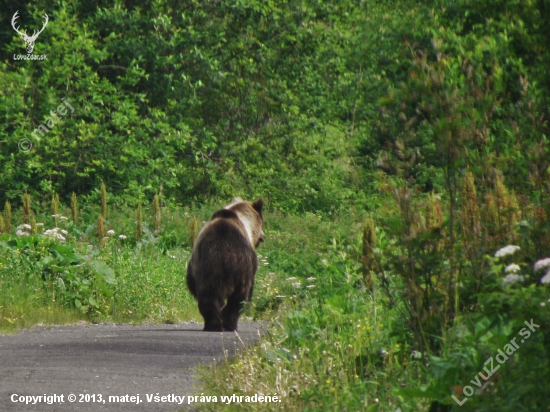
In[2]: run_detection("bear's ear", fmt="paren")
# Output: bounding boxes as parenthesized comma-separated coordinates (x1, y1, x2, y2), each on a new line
(252, 199, 264, 213)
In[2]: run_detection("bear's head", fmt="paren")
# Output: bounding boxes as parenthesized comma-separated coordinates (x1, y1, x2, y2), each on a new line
(225, 198, 265, 248)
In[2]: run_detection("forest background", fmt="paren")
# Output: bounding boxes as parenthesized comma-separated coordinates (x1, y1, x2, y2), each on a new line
(1, 0, 550, 410)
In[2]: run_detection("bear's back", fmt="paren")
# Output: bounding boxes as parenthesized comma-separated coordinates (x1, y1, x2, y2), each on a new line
(191, 215, 258, 284)
(196, 217, 252, 257)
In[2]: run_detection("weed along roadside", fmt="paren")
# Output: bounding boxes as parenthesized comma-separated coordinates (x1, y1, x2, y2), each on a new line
(452, 319, 541, 405)
(2, 187, 550, 411)
(2, 0, 550, 410)
(0, 186, 200, 331)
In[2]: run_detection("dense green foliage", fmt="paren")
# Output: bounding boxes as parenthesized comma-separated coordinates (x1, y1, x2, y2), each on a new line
(1, 0, 367, 213)
(0, 203, 201, 331)
(2, 0, 549, 210)
(2, 0, 550, 410)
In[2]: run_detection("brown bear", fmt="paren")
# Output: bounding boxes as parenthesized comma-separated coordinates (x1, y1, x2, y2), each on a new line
(186, 198, 265, 331)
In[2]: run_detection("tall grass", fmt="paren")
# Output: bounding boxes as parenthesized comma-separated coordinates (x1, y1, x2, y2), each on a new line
(196, 211, 428, 411)
(0, 201, 208, 333)
(2, 193, 549, 410)
(194, 196, 550, 411)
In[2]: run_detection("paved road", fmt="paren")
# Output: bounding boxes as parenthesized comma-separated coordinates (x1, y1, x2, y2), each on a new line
(0, 322, 264, 412)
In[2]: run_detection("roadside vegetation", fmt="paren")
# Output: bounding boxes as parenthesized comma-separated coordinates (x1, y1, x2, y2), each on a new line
(0, 195, 201, 332)
(2, 0, 550, 410)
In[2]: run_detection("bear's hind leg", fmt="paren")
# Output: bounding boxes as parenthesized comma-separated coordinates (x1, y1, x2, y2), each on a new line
(221, 292, 246, 331)
(198, 293, 225, 332)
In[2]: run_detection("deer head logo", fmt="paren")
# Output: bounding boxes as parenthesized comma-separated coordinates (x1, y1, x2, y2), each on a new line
(11, 11, 49, 54)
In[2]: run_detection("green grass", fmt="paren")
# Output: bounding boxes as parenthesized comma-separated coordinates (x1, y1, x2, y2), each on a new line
(3, 201, 550, 411)
(0, 236, 85, 334)
(108, 243, 200, 323)
(198, 299, 427, 411)
(0, 203, 205, 333)
(193, 211, 430, 411)
(0, 241, 201, 333)
(0, 304, 83, 335)
(193, 207, 550, 411)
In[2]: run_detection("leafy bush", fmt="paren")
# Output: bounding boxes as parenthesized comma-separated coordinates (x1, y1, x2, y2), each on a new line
(0, 231, 115, 314)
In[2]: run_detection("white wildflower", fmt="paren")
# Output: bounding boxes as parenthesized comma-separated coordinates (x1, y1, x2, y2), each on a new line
(292, 282, 301, 289)
(306, 284, 315, 288)
(540, 270, 550, 285)
(306, 277, 316, 282)
(119, 234, 127, 240)
(36, 223, 44, 226)
(60, 229, 68, 235)
(16, 229, 29, 237)
(51, 214, 60, 218)
(44, 228, 60, 236)
(55, 233, 66, 242)
(107, 230, 115, 236)
(287, 277, 297, 281)
(494, 245, 520, 258)
(534, 258, 550, 272)
(59, 216, 68, 221)
(505, 264, 521, 274)
(502, 274, 524, 286)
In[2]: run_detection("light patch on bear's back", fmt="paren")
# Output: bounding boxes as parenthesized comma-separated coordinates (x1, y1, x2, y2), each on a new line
(239, 216, 254, 245)
(224, 200, 258, 246)
(224, 197, 244, 209)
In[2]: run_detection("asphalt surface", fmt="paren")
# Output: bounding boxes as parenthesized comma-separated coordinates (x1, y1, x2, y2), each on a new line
(0, 322, 264, 412)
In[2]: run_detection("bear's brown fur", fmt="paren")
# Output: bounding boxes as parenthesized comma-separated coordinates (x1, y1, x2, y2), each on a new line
(186, 198, 265, 331)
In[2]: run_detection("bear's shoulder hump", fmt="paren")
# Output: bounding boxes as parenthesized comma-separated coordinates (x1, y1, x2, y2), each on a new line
(210, 208, 239, 221)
